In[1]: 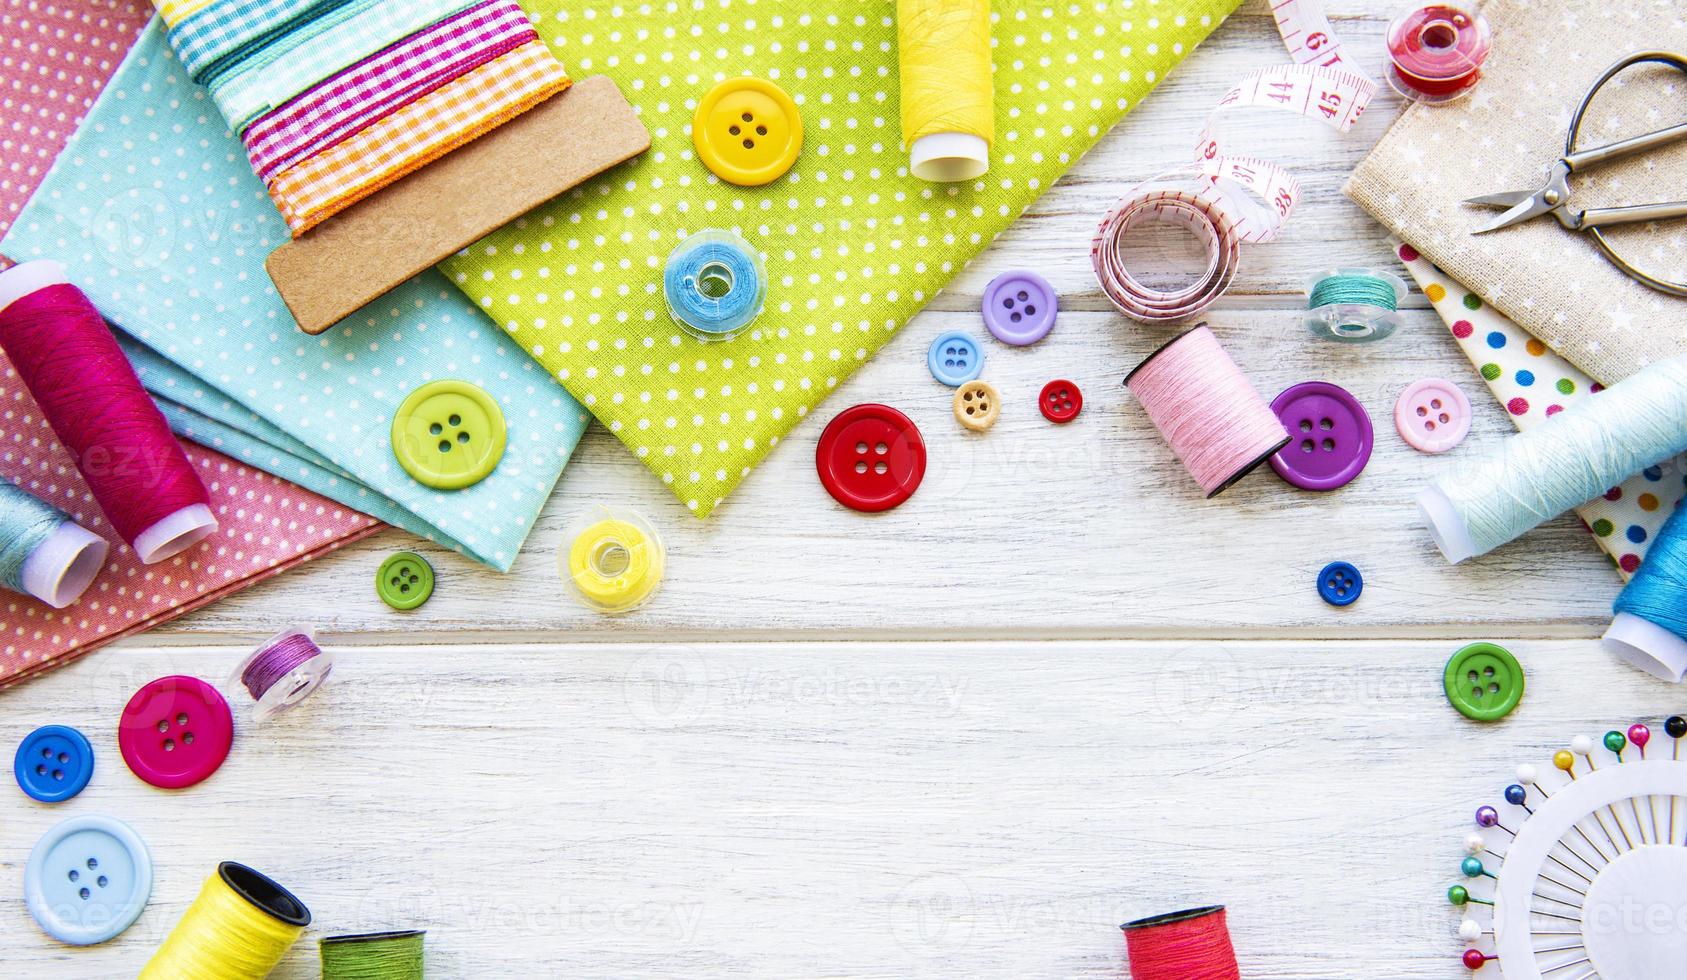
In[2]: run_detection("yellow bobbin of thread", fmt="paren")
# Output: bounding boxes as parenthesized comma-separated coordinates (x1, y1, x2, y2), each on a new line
(141, 862, 310, 980)
(560, 507, 665, 614)
(897, 0, 994, 181)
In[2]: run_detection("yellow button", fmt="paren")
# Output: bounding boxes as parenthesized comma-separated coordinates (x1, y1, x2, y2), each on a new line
(692, 77, 802, 186)
(953, 380, 1000, 432)
(390, 380, 507, 490)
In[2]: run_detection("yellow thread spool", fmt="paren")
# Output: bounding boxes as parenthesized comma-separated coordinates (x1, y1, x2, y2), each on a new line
(560, 506, 665, 614)
(897, 0, 994, 181)
(140, 862, 311, 980)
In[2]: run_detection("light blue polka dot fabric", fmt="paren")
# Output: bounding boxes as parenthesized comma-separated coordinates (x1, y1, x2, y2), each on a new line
(1, 24, 588, 571)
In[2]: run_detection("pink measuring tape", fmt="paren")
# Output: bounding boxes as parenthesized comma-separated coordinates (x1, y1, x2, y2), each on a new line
(1091, 1, 1378, 322)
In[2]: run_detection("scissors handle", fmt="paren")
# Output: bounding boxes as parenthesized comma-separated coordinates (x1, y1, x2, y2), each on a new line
(1565, 121, 1687, 172)
(1577, 199, 1687, 229)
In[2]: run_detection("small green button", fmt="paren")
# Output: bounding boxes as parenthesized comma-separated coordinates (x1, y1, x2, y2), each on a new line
(1444, 642, 1524, 722)
(391, 380, 507, 490)
(377, 552, 434, 610)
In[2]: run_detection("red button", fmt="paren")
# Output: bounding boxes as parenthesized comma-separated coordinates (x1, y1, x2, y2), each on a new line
(1039, 380, 1083, 423)
(117, 675, 233, 789)
(815, 404, 927, 512)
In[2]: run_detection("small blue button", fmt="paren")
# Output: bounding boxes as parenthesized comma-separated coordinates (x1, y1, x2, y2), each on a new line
(927, 331, 984, 387)
(25, 814, 152, 945)
(1317, 561, 1363, 606)
(15, 725, 93, 803)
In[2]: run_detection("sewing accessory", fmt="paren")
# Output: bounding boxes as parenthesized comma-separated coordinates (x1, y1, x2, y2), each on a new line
(1316, 561, 1363, 607)
(560, 506, 665, 614)
(1039, 380, 1082, 424)
(140, 862, 310, 980)
(1606, 500, 1687, 681)
(1443, 643, 1524, 722)
(1120, 905, 1240, 980)
(0, 261, 217, 563)
(1384, 4, 1491, 104)
(1267, 381, 1373, 492)
(390, 379, 508, 490)
(229, 628, 337, 722)
(14, 725, 94, 803)
(1303, 268, 1408, 343)
(953, 380, 1000, 432)
(815, 404, 927, 513)
(981, 271, 1057, 346)
(1394, 378, 1472, 455)
(1123, 324, 1290, 498)
(24, 814, 151, 945)
(118, 675, 234, 789)
(376, 552, 435, 611)
(321, 930, 426, 980)
(927, 331, 984, 387)
(1418, 355, 1687, 563)
(0, 478, 107, 609)
(693, 76, 802, 186)
(1464, 52, 1687, 297)
(897, 0, 992, 181)
(663, 229, 767, 341)
(1448, 720, 1687, 978)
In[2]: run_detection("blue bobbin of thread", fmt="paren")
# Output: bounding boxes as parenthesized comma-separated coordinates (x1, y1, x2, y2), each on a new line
(1303, 268, 1408, 343)
(663, 229, 766, 341)
(1607, 499, 1687, 682)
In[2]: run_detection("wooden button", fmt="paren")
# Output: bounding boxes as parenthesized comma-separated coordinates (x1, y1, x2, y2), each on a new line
(953, 380, 1000, 432)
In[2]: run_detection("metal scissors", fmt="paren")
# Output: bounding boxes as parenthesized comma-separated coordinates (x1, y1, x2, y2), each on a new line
(1465, 51, 1687, 297)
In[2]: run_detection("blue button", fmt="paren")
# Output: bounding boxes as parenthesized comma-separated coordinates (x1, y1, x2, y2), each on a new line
(24, 814, 152, 945)
(1317, 561, 1363, 606)
(15, 725, 93, 803)
(927, 331, 984, 387)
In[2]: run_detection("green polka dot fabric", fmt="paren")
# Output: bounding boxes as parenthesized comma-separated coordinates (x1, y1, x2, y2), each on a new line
(444, 0, 1242, 516)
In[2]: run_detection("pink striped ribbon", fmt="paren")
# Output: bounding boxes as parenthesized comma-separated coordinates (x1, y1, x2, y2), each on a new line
(243, 0, 537, 183)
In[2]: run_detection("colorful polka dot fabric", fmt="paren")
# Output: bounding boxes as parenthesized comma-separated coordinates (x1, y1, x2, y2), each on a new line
(443, 0, 1243, 517)
(1395, 240, 1687, 579)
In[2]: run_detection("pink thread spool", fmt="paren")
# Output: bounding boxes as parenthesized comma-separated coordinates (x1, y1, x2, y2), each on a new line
(0, 261, 217, 563)
(1124, 324, 1290, 497)
(1385, 4, 1492, 104)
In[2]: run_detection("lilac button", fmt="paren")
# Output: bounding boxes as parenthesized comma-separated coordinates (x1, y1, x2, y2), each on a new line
(982, 270, 1057, 345)
(1269, 381, 1373, 491)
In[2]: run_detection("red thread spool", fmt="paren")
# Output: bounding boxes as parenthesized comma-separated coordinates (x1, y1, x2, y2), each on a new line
(1122, 906, 1241, 980)
(1385, 4, 1492, 104)
(0, 261, 216, 563)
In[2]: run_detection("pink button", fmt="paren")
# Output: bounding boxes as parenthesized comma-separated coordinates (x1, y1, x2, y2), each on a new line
(118, 676, 233, 789)
(1394, 379, 1472, 453)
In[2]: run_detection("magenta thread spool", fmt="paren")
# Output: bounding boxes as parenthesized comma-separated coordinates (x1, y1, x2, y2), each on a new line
(229, 627, 336, 722)
(0, 261, 217, 563)
(1124, 323, 1291, 497)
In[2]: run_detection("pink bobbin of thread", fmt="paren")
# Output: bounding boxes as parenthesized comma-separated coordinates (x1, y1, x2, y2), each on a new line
(1122, 906, 1241, 980)
(1125, 323, 1291, 498)
(0, 261, 217, 563)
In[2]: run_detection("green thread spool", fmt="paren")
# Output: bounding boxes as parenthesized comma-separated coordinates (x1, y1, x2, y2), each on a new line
(320, 930, 425, 980)
(1303, 268, 1408, 343)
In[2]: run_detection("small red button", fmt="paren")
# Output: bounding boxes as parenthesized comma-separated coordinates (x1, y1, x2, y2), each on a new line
(815, 404, 927, 512)
(117, 676, 233, 790)
(1039, 380, 1082, 423)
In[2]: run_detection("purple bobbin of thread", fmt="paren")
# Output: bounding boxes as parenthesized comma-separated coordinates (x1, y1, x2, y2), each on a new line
(227, 627, 336, 723)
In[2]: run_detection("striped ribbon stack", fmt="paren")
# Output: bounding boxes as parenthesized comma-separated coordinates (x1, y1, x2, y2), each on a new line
(153, 0, 572, 236)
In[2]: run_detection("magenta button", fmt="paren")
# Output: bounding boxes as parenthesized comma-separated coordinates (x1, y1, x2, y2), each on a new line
(1269, 381, 1374, 491)
(117, 676, 233, 790)
(1395, 378, 1472, 454)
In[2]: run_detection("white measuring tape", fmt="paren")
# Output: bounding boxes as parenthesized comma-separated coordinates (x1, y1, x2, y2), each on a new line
(1092, 0, 1378, 322)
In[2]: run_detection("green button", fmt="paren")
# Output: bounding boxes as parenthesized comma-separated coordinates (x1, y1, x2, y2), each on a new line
(391, 380, 507, 490)
(377, 552, 434, 610)
(1444, 642, 1524, 722)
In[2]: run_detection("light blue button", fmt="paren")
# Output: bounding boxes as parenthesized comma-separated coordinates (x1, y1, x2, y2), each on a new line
(927, 331, 984, 387)
(25, 814, 151, 945)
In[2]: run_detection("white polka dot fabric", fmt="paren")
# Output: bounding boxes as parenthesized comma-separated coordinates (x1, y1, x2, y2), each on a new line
(1, 22, 590, 571)
(445, 0, 1242, 516)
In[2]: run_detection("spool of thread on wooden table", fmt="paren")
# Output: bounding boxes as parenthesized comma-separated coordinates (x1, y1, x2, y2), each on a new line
(1606, 501, 1687, 682)
(1384, 4, 1491, 104)
(139, 862, 310, 980)
(321, 930, 426, 979)
(1121, 906, 1241, 980)
(897, 0, 993, 181)
(0, 477, 107, 608)
(0, 261, 217, 564)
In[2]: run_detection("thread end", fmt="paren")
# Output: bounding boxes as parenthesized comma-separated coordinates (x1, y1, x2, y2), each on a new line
(133, 504, 218, 564)
(1604, 612, 1687, 683)
(1417, 485, 1476, 563)
(910, 133, 989, 182)
(21, 522, 108, 609)
(0, 260, 69, 316)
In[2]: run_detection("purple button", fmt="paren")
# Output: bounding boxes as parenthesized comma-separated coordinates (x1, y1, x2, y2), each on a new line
(1268, 381, 1373, 491)
(982, 270, 1057, 346)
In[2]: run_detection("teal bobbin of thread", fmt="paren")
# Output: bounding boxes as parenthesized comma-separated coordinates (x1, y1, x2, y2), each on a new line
(1303, 268, 1408, 343)
(320, 930, 425, 980)
(1606, 499, 1687, 682)
(0, 477, 107, 608)
(663, 229, 767, 342)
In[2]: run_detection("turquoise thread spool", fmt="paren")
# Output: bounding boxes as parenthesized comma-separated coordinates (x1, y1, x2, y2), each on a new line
(1303, 268, 1408, 343)
(663, 229, 766, 342)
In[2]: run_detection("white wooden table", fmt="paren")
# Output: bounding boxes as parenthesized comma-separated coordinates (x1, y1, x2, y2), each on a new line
(5, 3, 1676, 976)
